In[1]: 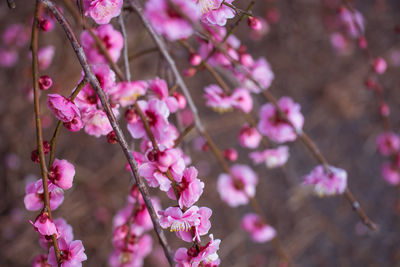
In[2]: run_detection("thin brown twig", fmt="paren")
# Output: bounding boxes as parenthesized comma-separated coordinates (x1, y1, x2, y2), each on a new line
(118, 13, 131, 81)
(39, 1, 175, 265)
(128, 47, 159, 62)
(30, 1, 61, 265)
(174, 123, 195, 148)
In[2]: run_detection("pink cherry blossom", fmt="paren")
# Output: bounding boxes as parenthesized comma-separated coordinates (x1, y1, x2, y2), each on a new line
(148, 78, 179, 113)
(154, 147, 185, 178)
(200, 0, 235, 26)
(82, 109, 114, 137)
(48, 238, 87, 267)
(174, 234, 221, 267)
(145, 0, 200, 41)
(24, 179, 64, 211)
(238, 124, 262, 149)
(338, 7, 364, 38)
(204, 84, 233, 112)
(258, 96, 304, 143)
(39, 218, 74, 249)
(236, 57, 274, 93)
(47, 94, 81, 123)
(83, 0, 123, 25)
(48, 158, 75, 190)
(231, 87, 253, 113)
(31, 212, 57, 236)
(32, 254, 50, 267)
(303, 165, 348, 197)
(37, 45, 55, 70)
(177, 206, 212, 242)
(376, 132, 400, 156)
(81, 24, 124, 64)
(241, 213, 276, 243)
(138, 162, 172, 191)
(111, 80, 148, 107)
(63, 116, 84, 132)
(158, 206, 200, 233)
(373, 57, 387, 74)
(127, 99, 170, 143)
(217, 164, 258, 207)
(109, 234, 152, 267)
(381, 162, 400, 185)
(249, 146, 289, 168)
(169, 166, 205, 209)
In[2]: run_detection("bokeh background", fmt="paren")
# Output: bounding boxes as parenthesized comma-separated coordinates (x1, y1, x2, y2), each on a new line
(1, 0, 400, 266)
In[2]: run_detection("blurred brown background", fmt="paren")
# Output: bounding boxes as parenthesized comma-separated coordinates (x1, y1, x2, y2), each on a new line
(1, 0, 400, 266)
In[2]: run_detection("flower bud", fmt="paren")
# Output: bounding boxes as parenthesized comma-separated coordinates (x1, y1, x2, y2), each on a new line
(39, 75, 53, 90)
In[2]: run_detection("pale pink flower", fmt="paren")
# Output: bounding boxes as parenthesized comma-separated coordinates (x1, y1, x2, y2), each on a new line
(145, 0, 200, 41)
(249, 146, 289, 168)
(241, 213, 276, 243)
(373, 57, 387, 74)
(381, 163, 400, 185)
(200, 0, 235, 26)
(148, 78, 179, 113)
(48, 238, 87, 267)
(109, 234, 152, 266)
(48, 159, 75, 190)
(111, 80, 147, 107)
(303, 165, 348, 197)
(217, 164, 258, 207)
(24, 179, 64, 211)
(82, 109, 113, 137)
(138, 162, 172, 191)
(83, 0, 123, 24)
(236, 57, 274, 93)
(37, 45, 55, 70)
(0, 48, 18, 67)
(158, 206, 200, 233)
(231, 87, 253, 113)
(168, 166, 204, 209)
(258, 96, 304, 143)
(31, 212, 57, 236)
(154, 147, 185, 178)
(338, 7, 364, 38)
(174, 234, 221, 267)
(204, 84, 233, 112)
(238, 124, 262, 149)
(376, 132, 400, 156)
(127, 99, 170, 143)
(177, 206, 212, 242)
(47, 94, 81, 123)
(81, 24, 123, 64)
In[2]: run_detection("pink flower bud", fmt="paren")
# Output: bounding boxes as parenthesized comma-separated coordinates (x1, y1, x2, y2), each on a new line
(38, 18, 51, 32)
(173, 92, 187, 109)
(224, 148, 238, 162)
(183, 67, 197, 77)
(49, 158, 75, 190)
(107, 131, 118, 144)
(63, 116, 83, 132)
(31, 150, 39, 163)
(358, 36, 368, 49)
(248, 16, 262, 30)
(39, 75, 53, 90)
(373, 57, 387, 74)
(380, 102, 390, 116)
(240, 53, 254, 67)
(189, 53, 202, 66)
(364, 78, 376, 90)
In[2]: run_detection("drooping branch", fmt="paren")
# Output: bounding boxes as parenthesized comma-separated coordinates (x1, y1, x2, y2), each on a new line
(39, 1, 174, 265)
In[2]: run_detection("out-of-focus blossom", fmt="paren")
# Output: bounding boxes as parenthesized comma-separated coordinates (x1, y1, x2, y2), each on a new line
(241, 213, 276, 243)
(249, 146, 289, 168)
(303, 165, 347, 197)
(83, 0, 123, 24)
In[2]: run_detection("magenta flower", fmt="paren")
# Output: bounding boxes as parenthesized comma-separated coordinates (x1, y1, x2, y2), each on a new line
(376, 132, 400, 156)
(238, 124, 262, 149)
(381, 162, 400, 186)
(39, 218, 74, 249)
(48, 158, 75, 190)
(172, 166, 205, 209)
(200, 0, 235, 26)
(127, 99, 170, 143)
(111, 80, 148, 107)
(231, 87, 253, 113)
(249, 145, 289, 169)
(217, 164, 258, 207)
(148, 78, 179, 113)
(32, 254, 50, 267)
(258, 96, 304, 143)
(158, 206, 200, 234)
(241, 213, 276, 243)
(48, 238, 87, 267)
(30, 212, 57, 236)
(303, 165, 348, 197)
(24, 179, 64, 211)
(204, 84, 233, 112)
(83, 0, 123, 25)
(63, 116, 84, 132)
(155, 147, 185, 178)
(47, 94, 81, 123)
(145, 0, 200, 41)
(174, 234, 221, 267)
(81, 24, 123, 64)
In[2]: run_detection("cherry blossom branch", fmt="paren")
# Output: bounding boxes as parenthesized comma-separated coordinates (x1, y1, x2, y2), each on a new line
(118, 13, 131, 81)
(30, 1, 61, 265)
(48, 79, 87, 167)
(39, 1, 175, 265)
